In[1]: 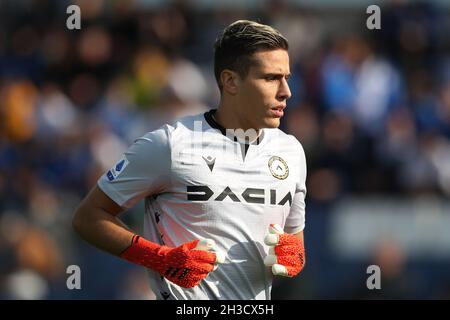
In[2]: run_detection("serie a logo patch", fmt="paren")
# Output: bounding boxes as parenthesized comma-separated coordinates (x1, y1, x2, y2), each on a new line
(106, 156, 129, 181)
(268, 156, 289, 180)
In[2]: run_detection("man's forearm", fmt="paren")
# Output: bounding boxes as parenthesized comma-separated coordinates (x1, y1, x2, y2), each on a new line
(72, 205, 134, 256)
(72, 196, 224, 289)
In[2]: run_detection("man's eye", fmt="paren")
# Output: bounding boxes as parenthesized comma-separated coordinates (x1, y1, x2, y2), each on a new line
(265, 76, 277, 81)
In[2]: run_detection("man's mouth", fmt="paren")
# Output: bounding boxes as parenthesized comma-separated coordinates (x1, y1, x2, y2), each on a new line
(270, 105, 286, 118)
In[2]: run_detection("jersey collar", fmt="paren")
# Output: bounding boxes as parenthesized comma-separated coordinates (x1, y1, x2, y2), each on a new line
(204, 109, 262, 145)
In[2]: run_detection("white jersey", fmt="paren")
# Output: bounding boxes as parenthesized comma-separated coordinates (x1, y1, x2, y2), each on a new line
(98, 109, 307, 300)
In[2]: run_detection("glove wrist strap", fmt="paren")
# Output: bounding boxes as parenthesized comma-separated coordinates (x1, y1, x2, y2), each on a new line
(120, 235, 169, 272)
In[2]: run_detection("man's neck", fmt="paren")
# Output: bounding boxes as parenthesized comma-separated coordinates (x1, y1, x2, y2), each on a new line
(214, 105, 261, 142)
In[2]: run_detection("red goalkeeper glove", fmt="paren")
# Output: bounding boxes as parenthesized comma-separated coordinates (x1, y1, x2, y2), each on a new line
(120, 235, 225, 288)
(263, 224, 305, 277)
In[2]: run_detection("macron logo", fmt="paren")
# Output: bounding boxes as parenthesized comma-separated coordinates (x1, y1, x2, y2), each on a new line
(202, 156, 216, 172)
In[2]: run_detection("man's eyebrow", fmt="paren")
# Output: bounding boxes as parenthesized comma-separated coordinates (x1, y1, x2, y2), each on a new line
(263, 72, 291, 78)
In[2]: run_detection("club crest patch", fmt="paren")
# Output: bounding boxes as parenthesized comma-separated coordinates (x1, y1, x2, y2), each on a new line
(268, 156, 289, 180)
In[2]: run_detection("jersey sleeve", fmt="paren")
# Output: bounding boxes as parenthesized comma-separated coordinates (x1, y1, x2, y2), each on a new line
(284, 137, 307, 234)
(97, 125, 172, 209)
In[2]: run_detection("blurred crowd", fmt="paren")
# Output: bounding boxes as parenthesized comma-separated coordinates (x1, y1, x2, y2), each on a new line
(1, 0, 450, 299)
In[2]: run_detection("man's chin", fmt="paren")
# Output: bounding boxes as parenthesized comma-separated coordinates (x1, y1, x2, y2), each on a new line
(263, 117, 281, 128)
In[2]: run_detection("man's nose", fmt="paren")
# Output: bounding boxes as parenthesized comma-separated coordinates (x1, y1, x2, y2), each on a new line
(277, 78, 291, 101)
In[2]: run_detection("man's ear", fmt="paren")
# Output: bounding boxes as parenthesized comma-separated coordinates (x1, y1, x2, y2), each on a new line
(220, 69, 240, 95)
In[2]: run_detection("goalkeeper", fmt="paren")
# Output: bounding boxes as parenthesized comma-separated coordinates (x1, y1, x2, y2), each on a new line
(73, 20, 307, 300)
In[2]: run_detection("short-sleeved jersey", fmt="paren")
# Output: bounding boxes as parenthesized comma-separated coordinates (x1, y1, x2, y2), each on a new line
(98, 109, 307, 300)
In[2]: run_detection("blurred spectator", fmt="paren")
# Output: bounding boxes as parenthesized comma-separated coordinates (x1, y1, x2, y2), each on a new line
(321, 35, 404, 136)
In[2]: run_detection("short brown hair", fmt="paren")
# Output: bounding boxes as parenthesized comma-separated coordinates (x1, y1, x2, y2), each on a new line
(214, 20, 289, 92)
